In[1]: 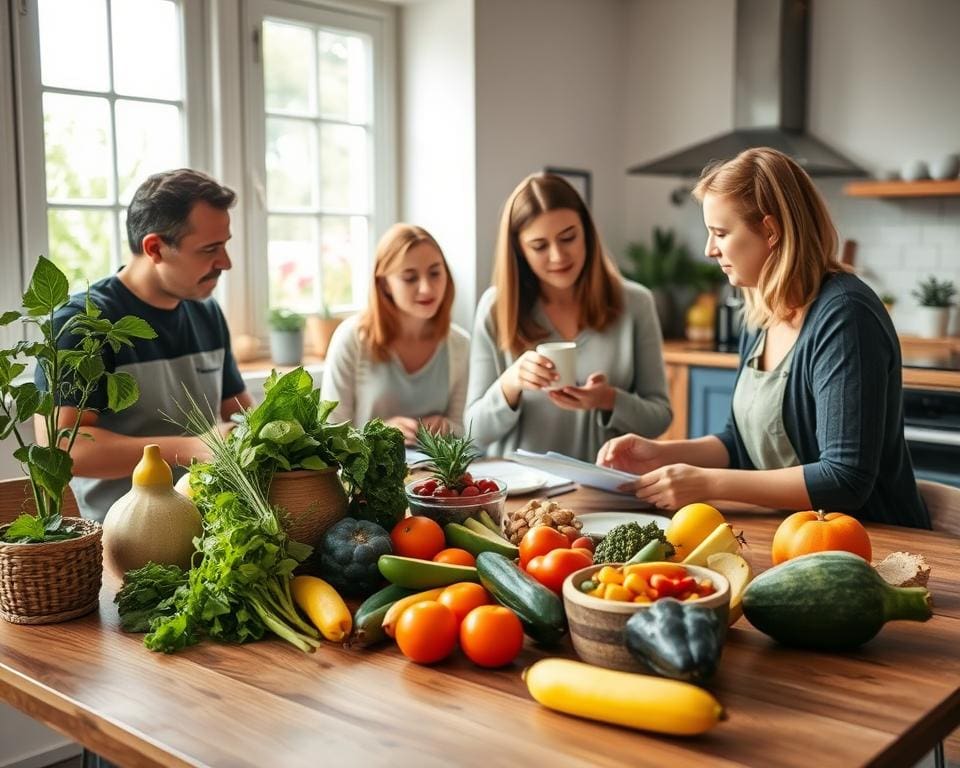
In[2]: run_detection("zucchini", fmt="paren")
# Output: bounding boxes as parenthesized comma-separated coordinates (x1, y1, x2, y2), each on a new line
(377, 555, 479, 589)
(445, 522, 519, 558)
(351, 584, 415, 647)
(475, 551, 566, 645)
(742, 550, 932, 649)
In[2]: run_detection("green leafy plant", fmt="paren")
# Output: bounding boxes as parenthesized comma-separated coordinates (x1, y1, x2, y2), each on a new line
(911, 276, 956, 308)
(625, 227, 720, 290)
(268, 308, 306, 332)
(0, 257, 156, 544)
(879, 292, 897, 306)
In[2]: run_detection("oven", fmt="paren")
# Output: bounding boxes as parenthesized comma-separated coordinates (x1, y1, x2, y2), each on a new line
(903, 388, 960, 488)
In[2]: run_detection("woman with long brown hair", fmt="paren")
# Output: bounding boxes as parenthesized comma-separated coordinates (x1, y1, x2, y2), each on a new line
(464, 173, 671, 461)
(321, 223, 469, 443)
(599, 148, 929, 528)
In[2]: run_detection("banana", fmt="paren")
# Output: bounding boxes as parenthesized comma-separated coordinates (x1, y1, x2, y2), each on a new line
(523, 658, 725, 736)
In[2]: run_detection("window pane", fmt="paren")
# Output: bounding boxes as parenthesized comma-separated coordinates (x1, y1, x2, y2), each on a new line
(263, 20, 316, 114)
(266, 118, 317, 209)
(47, 209, 115, 293)
(112, 0, 182, 99)
(44, 93, 113, 202)
(318, 31, 368, 123)
(39, 0, 110, 91)
(320, 216, 366, 309)
(115, 100, 184, 204)
(268, 216, 319, 313)
(319, 124, 368, 212)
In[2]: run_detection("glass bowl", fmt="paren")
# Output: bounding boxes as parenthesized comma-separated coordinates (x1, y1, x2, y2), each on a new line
(404, 477, 507, 526)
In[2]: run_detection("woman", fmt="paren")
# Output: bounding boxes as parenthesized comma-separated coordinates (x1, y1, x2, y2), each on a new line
(464, 173, 671, 462)
(598, 148, 929, 528)
(321, 223, 469, 443)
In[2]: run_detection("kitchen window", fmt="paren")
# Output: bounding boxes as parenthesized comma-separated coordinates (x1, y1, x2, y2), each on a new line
(242, 0, 396, 326)
(14, 0, 206, 296)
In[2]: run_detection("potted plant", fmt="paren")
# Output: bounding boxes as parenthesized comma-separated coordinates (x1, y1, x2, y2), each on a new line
(879, 292, 897, 314)
(911, 276, 956, 338)
(268, 308, 305, 366)
(0, 257, 154, 624)
(306, 302, 343, 359)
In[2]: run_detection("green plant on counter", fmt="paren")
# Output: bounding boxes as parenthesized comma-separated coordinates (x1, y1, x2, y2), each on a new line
(268, 307, 306, 332)
(0, 256, 156, 544)
(879, 292, 897, 306)
(625, 227, 722, 290)
(911, 276, 956, 308)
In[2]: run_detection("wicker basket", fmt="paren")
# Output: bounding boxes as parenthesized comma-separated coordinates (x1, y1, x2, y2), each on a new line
(268, 469, 348, 548)
(0, 518, 103, 625)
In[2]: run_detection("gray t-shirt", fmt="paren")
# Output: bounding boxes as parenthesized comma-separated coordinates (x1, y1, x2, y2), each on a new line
(320, 315, 471, 433)
(464, 281, 672, 462)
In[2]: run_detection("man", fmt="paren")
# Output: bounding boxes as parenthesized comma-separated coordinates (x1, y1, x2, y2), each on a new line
(36, 168, 254, 521)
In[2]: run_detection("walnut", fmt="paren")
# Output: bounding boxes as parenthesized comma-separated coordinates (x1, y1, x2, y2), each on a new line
(503, 497, 583, 545)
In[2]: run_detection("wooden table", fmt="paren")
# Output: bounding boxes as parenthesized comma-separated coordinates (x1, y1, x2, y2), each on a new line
(1, 488, 959, 768)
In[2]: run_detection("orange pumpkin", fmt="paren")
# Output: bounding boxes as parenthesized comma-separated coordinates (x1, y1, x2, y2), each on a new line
(771, 509, 872, 565)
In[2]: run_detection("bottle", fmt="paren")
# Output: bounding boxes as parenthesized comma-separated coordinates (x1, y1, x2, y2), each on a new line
(715, 286, 743, 352)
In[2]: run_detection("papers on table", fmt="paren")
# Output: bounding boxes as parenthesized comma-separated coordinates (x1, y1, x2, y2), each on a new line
(509, 449, 642, 496)
(472, 459, 577, 497)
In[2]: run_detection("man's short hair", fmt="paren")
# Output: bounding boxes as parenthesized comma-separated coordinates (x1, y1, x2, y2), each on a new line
(126, 169, 236, 254)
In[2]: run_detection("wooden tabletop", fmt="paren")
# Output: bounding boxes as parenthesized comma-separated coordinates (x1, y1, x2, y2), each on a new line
(1, 488, 959, 768)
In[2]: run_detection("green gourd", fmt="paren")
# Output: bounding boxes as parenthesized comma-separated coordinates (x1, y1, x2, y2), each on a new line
(742, 551, 932, 649)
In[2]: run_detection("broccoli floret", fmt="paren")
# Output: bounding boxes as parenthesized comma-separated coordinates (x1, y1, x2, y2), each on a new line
(593, 521, 674, 564)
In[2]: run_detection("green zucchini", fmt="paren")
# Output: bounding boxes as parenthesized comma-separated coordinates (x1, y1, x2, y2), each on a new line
(475, 551, 566, 645)
(377, 555, 479, 589)
(446, 522, 519, 558)
(742, 551, 932, 649)
(351, 584, 415, 648)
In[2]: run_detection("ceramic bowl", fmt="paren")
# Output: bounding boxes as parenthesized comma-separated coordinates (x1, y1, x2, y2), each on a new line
(562, 562, 730, 672)
(404, 478, 507, 526)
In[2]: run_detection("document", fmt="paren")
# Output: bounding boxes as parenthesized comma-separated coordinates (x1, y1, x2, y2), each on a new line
(509, 449, 643, 496)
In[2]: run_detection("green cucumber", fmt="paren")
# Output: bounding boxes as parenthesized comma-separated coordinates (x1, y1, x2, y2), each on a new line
(446, 522, 519, 558)
(742, 551, 932, 649)
(351, 584, 415, 648)
(476, 551, 566, 645)
(626, 539, 667, 565)
(476, 509, 504, 537)
(377, 555, 479, 589)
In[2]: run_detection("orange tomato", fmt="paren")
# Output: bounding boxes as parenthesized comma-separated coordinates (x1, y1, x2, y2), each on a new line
(433, 547, 477, 567)
(518, 526, 570, 567)
(525, 548, 593, 594)
(459, 605, 524, 668)
(390, 516, 446, 561)
(438, 582, 490, 624)
(771, 509, 872, 565)
(394, 601, 458, 664)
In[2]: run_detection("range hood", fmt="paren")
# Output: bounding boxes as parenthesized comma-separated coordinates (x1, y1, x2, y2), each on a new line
(628, 0, 865, 178)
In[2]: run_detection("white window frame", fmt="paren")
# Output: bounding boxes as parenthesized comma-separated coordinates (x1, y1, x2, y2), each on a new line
(241, 0, 397, 341)
(12, 0, 209, 297)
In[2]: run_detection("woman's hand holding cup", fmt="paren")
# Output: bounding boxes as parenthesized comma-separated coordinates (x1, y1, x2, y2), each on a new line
(547, 372, 616, 412)
(500, 350, 559, 407)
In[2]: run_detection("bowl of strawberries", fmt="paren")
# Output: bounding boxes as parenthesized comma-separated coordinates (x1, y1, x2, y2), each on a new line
(405, 427, 507, 525)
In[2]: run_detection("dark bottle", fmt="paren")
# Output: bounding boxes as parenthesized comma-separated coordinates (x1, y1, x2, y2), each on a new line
(715, 287, 743, 352)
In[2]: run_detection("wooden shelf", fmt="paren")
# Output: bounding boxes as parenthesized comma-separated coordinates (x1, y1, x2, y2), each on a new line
(844, 179, 960, 198)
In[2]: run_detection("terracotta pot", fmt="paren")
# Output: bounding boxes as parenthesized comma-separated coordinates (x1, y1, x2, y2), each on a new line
(268, 469, 348, 548)
(307, 316, 344, 358)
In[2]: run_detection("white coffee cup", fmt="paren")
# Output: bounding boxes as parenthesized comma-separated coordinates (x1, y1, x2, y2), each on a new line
(536, 341, 577, 389)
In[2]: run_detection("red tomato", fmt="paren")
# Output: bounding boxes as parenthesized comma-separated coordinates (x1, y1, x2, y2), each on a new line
(433, 548, 477, 567)
(525, 548, 594, 594)
(395, 601, 458, 664)
(460, 605, 524, 668)
(518, 526, 570, 568)
(571, 536, 595, 553)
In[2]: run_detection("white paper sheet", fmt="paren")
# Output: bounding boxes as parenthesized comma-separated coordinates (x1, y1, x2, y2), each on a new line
(510, 449, 644, 497)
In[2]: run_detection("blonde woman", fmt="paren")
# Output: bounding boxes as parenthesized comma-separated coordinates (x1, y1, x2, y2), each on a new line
(321, 223, 469, 443)
(464, 173, 671, 462)
(599, 148, 929, 528)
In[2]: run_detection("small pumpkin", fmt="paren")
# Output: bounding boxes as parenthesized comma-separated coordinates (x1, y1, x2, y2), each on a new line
(316, 517, 393, 597)
(102, 444, 203, 579)
(771, 509, 872, 565)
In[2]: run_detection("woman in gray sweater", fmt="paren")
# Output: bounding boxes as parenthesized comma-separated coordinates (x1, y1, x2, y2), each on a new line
(465, 173, 672, 462)
(599, 148, 929, 528)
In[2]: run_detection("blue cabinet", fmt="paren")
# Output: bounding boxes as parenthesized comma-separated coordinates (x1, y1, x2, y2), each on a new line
(688, 367, 738, 438)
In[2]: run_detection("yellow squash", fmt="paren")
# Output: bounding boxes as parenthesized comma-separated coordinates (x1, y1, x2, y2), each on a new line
(291, 575, 352, 642)
(523, 659, 725, 736)
(381, 587, 445, 638)
(666, 503, 726, 561)
(682, 522, 743, 567)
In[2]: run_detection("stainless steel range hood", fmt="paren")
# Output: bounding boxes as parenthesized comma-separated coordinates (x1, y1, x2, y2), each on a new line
(628, 0, 866, 178)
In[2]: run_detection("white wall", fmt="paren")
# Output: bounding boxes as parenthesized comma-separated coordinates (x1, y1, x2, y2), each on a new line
(474, 0, 627, 285)
(399, 0, 478, 330)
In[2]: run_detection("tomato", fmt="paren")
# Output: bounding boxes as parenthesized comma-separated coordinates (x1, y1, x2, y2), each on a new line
(518, 526, 569, 567)
(433, 486, 458, 497)
(395, 601, 458, 664)
(438, 582, 490, 624)
(433, 548, 476, 567)
(665, 503, 726, 561)
(571, 536, 595, 553)
(571, 547, 594, 560)
(390, 516, 446, 560)
(459, 605, 524, 668)
(477, 479, 499, 494)
(525, 548, 593, 594)
(460, 485, 480, 497)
